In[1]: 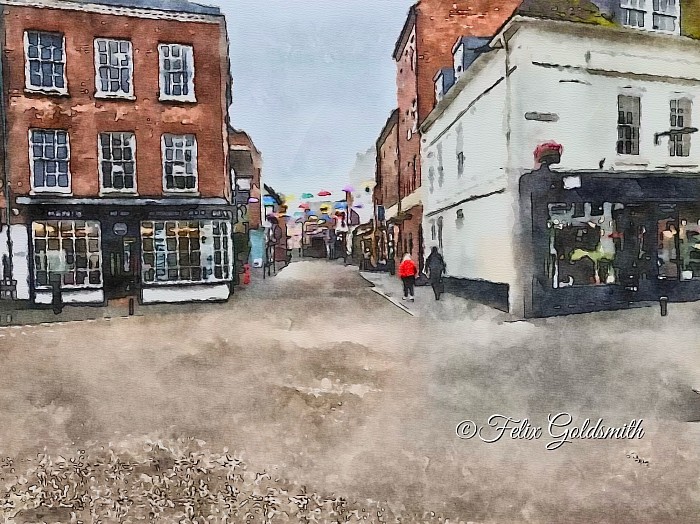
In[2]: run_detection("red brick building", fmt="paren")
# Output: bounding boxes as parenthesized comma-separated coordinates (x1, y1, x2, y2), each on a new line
(372, 109, 399, 270)
(390, 0, 522, 270)
(229, 128, 262, 231)
(0, 0, 233, 306)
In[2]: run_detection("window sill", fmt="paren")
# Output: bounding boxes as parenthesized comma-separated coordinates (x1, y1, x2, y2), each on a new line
(163, 191, 200, 197)
(29, 189, 72, 196)
(100, 190, 139, 197)
(142, 279, 232, 287)
(24, 87, 69, 97)
(159, 95, 197, 104)
(95, 92, 136, 101)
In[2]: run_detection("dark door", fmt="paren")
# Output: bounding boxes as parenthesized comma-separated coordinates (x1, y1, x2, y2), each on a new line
(105, 237, 138, 299)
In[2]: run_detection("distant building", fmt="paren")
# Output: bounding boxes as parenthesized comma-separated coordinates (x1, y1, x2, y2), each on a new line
(229, 128, 263, 275)
(0, 0, 234, 306)
(421, 0, 700, 317)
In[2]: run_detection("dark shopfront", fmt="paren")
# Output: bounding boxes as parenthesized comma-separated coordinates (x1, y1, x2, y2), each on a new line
(18, 198, 234, 306)
(522, 169, 700, 317)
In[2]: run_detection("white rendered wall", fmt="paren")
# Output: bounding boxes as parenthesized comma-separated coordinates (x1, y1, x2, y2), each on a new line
(10, 225, 29, 300)
(35, 289, 104, 305)
(426, 191, 515, 284)
(142, 283, 231, 304)
(507, 22, 700, 176)
(421, 48, 516, 286)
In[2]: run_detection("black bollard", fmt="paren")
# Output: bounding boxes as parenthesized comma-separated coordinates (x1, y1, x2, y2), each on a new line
(660, 296, 668, 317)
(128, 297, 135, 316)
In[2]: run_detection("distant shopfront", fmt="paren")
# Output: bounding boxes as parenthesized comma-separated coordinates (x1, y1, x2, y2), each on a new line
(17, 199, 234, 306)
(522, 169, 700, 317)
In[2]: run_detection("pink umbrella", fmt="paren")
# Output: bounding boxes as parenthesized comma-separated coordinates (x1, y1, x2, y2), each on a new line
(299, 203, 309, 209)
(318, 190, 332, 197)
(342, 185, 355, 193)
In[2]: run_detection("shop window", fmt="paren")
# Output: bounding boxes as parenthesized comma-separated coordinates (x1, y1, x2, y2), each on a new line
(670, 98, 691, 157)
(617, 95, 640, 155)
(94, 38, 133, 98)
(158, 43, 196, 102)
(162, 134, 197, 192)
(428, 166, 435, 193)
(100, 132, 136, 192)
(24, 31, 66, 94)
(548, 203, 626, 287)
(679, 207, 700, 280)
(437, 143, 444, 187)
(437, 216, 444, 250)
(30, 129, 70, 192)
(140, 220, 231, 284)
(32, 220, 102, 288)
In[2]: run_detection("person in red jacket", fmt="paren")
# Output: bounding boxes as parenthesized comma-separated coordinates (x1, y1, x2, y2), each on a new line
(398, 253, 418, 301)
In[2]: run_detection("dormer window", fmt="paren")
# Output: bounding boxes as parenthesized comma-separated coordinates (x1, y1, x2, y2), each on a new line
(434, 68, 455, 102)
(621, 0, 646, 27)
(620, 0, 679, 32)
(652, 0, 678, 31)
(453, 43, 465, 78)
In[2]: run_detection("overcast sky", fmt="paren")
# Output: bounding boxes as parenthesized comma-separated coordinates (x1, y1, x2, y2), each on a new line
(221, 0, 413, 197)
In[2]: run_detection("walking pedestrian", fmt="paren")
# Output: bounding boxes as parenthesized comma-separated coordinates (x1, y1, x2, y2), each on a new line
(425, 246, 446, 300)
(398, 253, 418, 301)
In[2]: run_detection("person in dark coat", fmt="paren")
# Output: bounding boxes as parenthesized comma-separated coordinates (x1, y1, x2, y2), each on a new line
(425, 246, 446, 300)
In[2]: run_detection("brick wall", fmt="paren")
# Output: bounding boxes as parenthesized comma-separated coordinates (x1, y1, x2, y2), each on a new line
(375, 111, 399, 211)
(1, 4, 231, 208)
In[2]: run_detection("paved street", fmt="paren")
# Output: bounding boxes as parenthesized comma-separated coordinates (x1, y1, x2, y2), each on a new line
(2, 260, 700, 522)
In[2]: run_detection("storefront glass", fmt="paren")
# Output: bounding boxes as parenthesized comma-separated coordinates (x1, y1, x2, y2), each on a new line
(140, 220, 231, 284)
(32, 220, 102, 288)
(547, 203, 626, 288)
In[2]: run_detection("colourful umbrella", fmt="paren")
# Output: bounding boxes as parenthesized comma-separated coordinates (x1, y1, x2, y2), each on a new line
(353, 204, 364, 209)
(247, 197, 260, 203)
(299, 203, 310, 209)
(318, 190, 332, 197)
(342, 185, 355, 193)
(301, 193, 314, 199)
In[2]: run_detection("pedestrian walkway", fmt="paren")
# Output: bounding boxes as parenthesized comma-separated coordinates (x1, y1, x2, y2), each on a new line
(359, 270, 512, 323)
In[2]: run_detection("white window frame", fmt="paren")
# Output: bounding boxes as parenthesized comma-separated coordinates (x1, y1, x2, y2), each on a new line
(669, 98, 692, 157)
(158, 43, 196, 103)
(161, 134, 198, 193)
(32, 220, 103, 290)
(24, 30, 68, 95)
(652, 0, 679, 32)
(617, 95, 641, 156)
(94, 38, 134, 99)
(99, 132, 137, 194)
(29, 129, 71, 194)
(140, 220, 232, 285)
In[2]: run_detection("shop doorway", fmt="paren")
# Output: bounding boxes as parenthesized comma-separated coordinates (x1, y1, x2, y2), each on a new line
(105, 236, 139, 299)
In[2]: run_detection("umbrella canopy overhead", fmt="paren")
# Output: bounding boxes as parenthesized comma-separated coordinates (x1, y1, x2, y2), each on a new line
(301, 193, 314, 199)
(318, 190, 332, 197)
(342, 185, 355, 193)
(298, 203, 310, 209)
(247, 197, 260, 203)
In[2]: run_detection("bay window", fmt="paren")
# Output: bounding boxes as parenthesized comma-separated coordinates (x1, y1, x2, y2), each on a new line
(32, 221, 102, 288)
(140, 220, 231, 284)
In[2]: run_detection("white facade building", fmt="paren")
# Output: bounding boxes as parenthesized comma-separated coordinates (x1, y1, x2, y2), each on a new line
(421, 15, 700, 317)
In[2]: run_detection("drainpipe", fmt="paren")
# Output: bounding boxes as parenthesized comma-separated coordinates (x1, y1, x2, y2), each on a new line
(0, 7, 13, 284)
